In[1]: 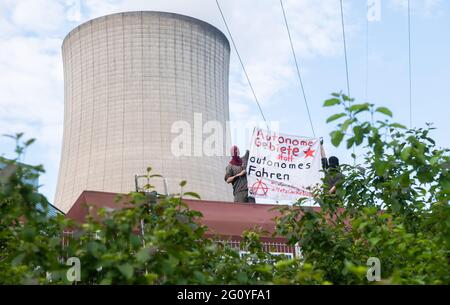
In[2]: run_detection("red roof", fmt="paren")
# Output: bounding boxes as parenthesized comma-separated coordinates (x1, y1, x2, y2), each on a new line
(66, 190, 322, 240)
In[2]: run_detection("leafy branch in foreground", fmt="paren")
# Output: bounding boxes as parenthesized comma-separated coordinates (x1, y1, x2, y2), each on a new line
(276, 92, 450, 284)
(1, 92, 449, 284)
(0, 135, 322, 285)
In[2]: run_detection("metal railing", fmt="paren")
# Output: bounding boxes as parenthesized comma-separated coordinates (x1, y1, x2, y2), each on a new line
(215, 239, 301, 258)
(62, 231, 302, 258)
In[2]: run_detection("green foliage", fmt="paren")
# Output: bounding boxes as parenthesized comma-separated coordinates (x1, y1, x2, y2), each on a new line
(0, 134, 68, 284)
(0, 135, 322, 285)
(276, 92, 450, 284)
(375, 107, 393, 117)
(1, 91, 449, 284)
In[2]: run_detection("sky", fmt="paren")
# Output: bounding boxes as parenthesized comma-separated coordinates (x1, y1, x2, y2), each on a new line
(0, 0, 449, 202)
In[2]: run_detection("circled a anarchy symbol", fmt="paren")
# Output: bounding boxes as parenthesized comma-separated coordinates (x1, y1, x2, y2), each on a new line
(251, 179, 269, 196)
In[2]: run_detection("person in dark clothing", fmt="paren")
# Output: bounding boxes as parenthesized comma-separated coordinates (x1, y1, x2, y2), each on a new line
(320, 139, 344, 194)
(224, 146, 255, 203)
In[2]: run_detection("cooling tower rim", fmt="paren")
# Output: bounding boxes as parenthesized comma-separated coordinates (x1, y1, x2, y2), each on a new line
(62, 10, 230, 51)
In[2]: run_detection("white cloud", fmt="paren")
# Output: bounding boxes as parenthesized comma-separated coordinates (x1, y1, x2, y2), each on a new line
(79, 0, 349, 103)
(217, 0, 347, 105)
(0, 37, 63, 127)
(11, 0, 67, 34)
(0, 35, 64, 199)
(0, 0, 356, 200)
(66, 0, 82, 22)
(389, 0, 444, 16)
(77, 0, 353, 148)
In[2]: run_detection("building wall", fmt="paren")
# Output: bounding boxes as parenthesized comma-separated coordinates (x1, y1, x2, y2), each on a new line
(55, 11, 233, 212)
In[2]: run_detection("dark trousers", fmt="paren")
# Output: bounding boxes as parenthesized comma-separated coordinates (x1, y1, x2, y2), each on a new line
(234, 191, 256, 203)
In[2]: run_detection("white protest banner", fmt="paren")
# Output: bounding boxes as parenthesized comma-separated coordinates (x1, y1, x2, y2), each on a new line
(246, 128, 322, 201)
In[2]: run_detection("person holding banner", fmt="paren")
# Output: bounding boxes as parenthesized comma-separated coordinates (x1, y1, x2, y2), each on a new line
(224, 146, 255, 203)
(320, 139, 343, 195)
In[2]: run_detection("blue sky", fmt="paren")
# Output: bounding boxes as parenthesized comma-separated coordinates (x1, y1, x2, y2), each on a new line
(0, 0, 449, 202)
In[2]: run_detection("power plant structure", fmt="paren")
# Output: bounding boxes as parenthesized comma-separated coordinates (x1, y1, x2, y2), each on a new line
(55, 11, 233, 212)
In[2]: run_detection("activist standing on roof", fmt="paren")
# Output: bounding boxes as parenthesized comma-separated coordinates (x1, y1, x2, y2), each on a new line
(224, 146, 255, 203)
(320, 139, 344, 195)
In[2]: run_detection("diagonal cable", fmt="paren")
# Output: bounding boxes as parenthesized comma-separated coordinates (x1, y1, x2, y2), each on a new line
(215, 0, 270, 131)
(408, 0, 413, 128)
(339, 0, 351, 98)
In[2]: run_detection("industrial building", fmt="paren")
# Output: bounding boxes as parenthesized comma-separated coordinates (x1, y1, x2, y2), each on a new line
(0, 157, 63, 217)
(65, 190, 302, 258)
(55, 11, 233, 212)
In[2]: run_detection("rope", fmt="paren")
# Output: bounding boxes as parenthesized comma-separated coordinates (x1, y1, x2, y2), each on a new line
(365, 1, 370, 103)
(339, 0, 351, 98)
(339, 0, 356, 164)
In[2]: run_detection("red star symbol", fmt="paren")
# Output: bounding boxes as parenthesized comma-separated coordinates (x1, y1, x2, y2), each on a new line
(304, 147, 315, 158)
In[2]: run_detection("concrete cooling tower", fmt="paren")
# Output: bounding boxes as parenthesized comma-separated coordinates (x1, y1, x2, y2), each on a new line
(55, 11, 233, 212)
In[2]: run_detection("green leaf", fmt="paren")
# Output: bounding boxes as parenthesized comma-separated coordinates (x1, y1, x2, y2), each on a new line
(193, 271, 206, 283)
(11, 253, 26, 267)
(87, 241, 102, 257)
(342, 94, 353, 102)
(341, 118, 356, 132)
(326, 113, 346, 123)
(430, 155, 439, 165)
(136, 247, 151, 263)
(237, 271, 248, 283)
(22, 226, 36, 242)
(346, 137, 355, 149)
(118, 264, 134, 280)
(323, 98, 340, 107)
(353, 126, 364, 145)
(183, 192, 201, 199)
(180, 180, 187, 187)
(401, 147, 412, 161)
(375, 161, 388, 176)
(390, 123, 406, 129)
(330, 131, 344, 147)
(3, 134, 17, 140)
(349, 103, 370, 114)
(100, 278, 112, 285)
(143, 184, 154, 190)
(376, 107, 393, 117)
(24, 139, 35, 146)
(145, 273, 158, 284)
(369, 237, 381, 246)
